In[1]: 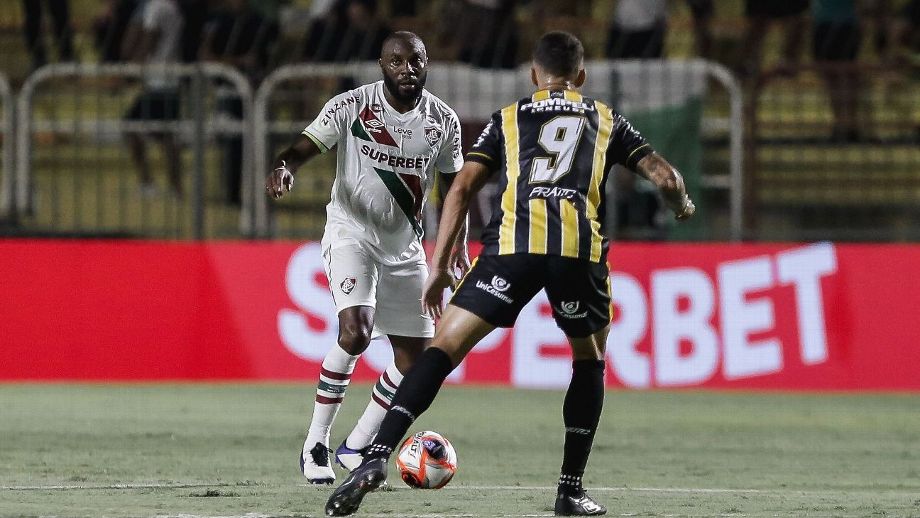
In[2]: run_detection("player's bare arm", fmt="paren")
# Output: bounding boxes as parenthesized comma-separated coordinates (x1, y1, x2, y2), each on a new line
(636, 152, 696, 220)
(422, 162, 491, 318)
(438, 171, 471, 280)
(265, 136, 321, 199)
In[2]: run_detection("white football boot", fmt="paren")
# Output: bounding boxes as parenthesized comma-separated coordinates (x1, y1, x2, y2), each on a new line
(300, 440, 335, 484)
(334, 441, 366, 472)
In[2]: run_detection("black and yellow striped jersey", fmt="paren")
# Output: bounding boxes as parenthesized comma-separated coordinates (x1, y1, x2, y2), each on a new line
(467, 89, 654, 263)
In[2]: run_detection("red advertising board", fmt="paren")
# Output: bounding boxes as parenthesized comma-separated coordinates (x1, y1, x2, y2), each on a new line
(1, 240, 918, 389)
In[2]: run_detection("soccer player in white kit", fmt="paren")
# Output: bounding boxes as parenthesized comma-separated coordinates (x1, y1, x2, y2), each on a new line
(266, 32, 467, 484)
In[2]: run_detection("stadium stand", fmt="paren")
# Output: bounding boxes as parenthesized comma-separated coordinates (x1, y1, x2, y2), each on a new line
(0, 0, 918, 241)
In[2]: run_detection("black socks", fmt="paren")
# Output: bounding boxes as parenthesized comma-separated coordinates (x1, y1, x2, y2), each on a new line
(365, 347, 455, 459)
(559, 359, 605, 495)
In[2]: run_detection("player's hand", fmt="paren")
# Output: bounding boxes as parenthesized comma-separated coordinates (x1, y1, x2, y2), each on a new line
(673, 194, 696, 221)
(266, 163, 294, 199)
(448, 245, 470, 281)
(422, 268, 454, 320)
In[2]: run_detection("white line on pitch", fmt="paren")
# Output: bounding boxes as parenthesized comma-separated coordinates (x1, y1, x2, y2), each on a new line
(1, 482, 257, 491)
(446, 486, 764, 493)
(7, 482, 918, 497)
(156, 515, 747, 518)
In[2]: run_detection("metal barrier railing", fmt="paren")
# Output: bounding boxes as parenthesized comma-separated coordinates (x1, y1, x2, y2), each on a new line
(253, 60, 743, 241)
(15, 63, 254, 238)
(7, 60, 741, 240)
(706, 61, 744, 242)
(0, 72, 13, 217)
(748, 62, 920, 241)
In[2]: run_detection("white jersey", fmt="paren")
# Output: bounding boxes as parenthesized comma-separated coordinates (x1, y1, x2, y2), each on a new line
(303, 81, 463, 265)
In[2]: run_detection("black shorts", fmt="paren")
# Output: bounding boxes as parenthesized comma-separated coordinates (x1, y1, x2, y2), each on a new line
(125, 90, 180, 121)
(449, 254, 611, 338)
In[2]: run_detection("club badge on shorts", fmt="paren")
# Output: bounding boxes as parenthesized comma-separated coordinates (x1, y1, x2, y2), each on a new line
(340, 277, 357, 295)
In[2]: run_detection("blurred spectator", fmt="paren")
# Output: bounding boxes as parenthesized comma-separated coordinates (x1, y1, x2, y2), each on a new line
(21, 0, 75, 70)
(92, 0, 139, 63)
(738, 0, 809, 79)
(178, 0, 209, 63)
(605, 0, 667, 59)
(687, 0, 714, 59)
(888, 0, 920, 63)
(200, 0, 278, 205)
(605, 0, 714, 60)
(812, 0, 863, 142)
(299, 0, 343, 61)
(893, 0, 920, 139)
(389, 0, 417, 16)
(442, 0, 519, 69)
(602, 1, 666, 239)
(302, 0, 390, 62)
(122, 0, 185, 197)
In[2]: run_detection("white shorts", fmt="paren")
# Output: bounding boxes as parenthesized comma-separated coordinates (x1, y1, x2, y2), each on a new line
(322, 242, 435, 338)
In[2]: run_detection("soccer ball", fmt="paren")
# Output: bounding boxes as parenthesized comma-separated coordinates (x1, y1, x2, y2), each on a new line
(395, 430, 458, 489)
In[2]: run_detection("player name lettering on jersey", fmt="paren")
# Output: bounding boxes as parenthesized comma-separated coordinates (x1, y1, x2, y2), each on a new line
(321, 95, 361, 125)
(360, 144, 432, 169)
(520, 98, 594, 113)
(529, 186, 577, 199)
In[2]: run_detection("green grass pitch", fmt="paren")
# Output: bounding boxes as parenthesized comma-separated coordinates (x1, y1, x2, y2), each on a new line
(1, 384, 918, 517)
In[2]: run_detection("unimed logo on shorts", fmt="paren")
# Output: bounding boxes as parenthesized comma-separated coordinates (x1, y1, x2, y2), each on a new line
(476, 275, 513, 303)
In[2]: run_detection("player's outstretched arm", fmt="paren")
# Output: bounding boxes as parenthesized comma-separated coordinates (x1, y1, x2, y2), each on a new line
(265, 135, 321, 199)
(438, 172, 471, 279)
(636, 152, 696, 220)
(422, 162, 491, 319)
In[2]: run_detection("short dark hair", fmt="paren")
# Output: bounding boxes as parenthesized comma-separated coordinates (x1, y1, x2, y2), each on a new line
(382, 31, 423, 50)
(532, 31, 584, 78)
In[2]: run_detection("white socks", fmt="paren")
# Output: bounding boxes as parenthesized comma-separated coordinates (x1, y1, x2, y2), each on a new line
(305, 345, 359, 447)
(345, 362, 404, 450)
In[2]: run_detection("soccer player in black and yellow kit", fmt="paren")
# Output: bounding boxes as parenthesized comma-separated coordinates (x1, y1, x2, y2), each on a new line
(326, 31, 695, 517)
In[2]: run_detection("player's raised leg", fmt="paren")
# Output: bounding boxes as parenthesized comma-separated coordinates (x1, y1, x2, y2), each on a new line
(301, 305, 374, 484)
(334, 362, 402, 471)
(335, 335, 424, 471)
(554, 327, 608, 516)
(335, 257, 433, 471)
(325, 306, 494, 516)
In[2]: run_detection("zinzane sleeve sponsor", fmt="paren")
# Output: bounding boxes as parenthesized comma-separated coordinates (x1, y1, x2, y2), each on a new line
(302, 90, 362, 153)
